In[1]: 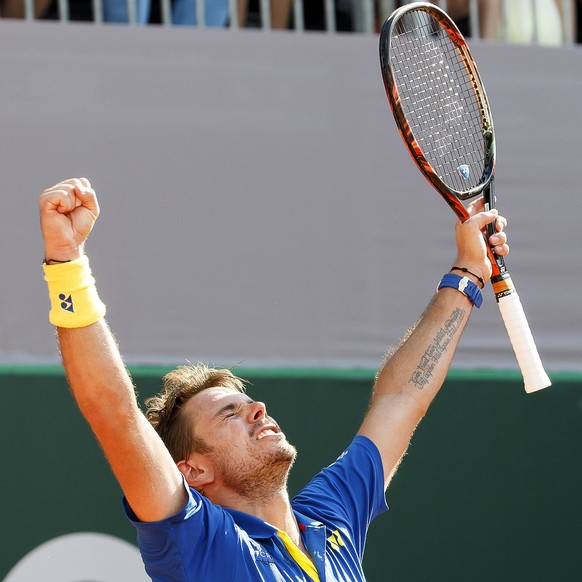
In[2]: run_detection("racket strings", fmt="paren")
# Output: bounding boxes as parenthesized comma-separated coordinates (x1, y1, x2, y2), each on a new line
(391, 10, 486, 193)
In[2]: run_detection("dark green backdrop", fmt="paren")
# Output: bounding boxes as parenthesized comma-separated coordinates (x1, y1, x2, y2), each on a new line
(2, 367, 581, 581)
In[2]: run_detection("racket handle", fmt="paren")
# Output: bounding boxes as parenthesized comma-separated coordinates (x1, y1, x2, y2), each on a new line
(495, 290, 551, 393)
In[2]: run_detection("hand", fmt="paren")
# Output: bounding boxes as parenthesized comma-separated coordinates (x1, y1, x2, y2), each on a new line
(39, 178, 99, 262)
(453, 197, 509, 284)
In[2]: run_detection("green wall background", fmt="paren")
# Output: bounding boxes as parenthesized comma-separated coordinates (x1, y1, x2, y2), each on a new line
(2, 367, 581, 581)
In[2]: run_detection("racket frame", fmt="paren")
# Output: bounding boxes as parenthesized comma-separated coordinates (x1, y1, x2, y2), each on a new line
(379, 2, 495, 218)
(379, 2, 551, 392)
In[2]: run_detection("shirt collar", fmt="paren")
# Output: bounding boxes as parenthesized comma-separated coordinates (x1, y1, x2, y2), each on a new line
(221, 506, 324, 540)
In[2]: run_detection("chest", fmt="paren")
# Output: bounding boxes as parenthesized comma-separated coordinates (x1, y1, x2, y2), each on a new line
(236, 528, 365, 582)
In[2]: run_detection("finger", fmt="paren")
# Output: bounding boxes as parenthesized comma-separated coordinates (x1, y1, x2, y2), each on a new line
(468, 208, 498, 230)
(45, 178, 85, 192)
(490, 227, 508, 256)
(495, 215, 507, 232)
(41, 179, 96, 215)
(42, 180, 78, 200)
(73, 183, 100, 218)
(489, 230, 506, 245)
(466, 196, 485, 217)
(40, 184, 78, 214)
(493, 242, 509, 256)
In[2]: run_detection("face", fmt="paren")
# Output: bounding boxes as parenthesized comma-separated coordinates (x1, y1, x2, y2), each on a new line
(184, 387, 297, 498)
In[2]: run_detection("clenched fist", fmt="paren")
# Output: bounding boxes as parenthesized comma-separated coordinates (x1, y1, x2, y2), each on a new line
(39, 178, 99, 263)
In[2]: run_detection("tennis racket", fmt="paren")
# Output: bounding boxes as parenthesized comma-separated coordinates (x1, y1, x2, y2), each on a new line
(379, 2, 550, 393)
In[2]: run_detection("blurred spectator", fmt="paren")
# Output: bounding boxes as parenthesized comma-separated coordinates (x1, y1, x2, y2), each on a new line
(443, 0, 575, 45)
(300, 0, 353, 31)
(4, 0, 578, 43)
(241, 0, 291, 29)
(561, 0, 579, 41)
(102, 0, 150, 23)
(442, 0, 502, 38)
(102, 0, 229, 25)
(504, 0, 563, 45)
(0, 0, 52, 17)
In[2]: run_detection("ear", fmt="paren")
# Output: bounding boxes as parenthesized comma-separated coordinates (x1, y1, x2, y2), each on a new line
(177, 453, 215, 491)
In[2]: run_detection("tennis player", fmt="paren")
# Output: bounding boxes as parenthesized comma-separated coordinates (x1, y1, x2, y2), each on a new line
(40, 177, 508, 581)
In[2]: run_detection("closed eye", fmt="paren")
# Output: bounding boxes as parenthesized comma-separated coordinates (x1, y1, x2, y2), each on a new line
(216, 398, 254, 420)
(219, 407, 238, 420)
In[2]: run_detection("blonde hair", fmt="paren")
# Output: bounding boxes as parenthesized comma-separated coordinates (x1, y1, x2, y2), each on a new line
(145, 363, 247, 461)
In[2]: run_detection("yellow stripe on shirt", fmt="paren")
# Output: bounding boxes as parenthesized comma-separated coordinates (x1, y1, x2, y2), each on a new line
(276, 530, 320, 582)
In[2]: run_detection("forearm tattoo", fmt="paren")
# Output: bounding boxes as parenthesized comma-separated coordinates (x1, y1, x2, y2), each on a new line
(409, 307, 466, 389)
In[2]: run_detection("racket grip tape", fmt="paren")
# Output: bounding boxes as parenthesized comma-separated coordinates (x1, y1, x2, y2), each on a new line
(495, 291, 551, 393)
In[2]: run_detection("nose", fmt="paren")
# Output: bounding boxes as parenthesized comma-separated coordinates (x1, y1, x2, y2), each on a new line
(246, 401, 267, 423)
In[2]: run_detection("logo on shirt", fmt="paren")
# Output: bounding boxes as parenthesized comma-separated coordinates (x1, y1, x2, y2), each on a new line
(327, 530, 345, 552)
(253, 544, 275, 565)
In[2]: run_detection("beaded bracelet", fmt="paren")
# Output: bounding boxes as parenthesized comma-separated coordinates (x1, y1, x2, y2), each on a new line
(450, 266, 485, 289)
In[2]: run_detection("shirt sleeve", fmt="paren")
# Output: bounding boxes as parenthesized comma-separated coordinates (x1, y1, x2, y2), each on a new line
(291, 435, 388, 559)
(122, 479, 239, 582)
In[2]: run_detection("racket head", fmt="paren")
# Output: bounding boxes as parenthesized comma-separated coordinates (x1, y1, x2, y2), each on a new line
(379, 2, 495, 220)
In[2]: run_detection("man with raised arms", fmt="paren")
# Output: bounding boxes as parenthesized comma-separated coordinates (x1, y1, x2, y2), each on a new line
(40, 177, 508, 581)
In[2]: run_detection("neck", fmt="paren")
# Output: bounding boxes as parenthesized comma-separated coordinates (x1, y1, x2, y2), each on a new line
(209, 485, 302, 543)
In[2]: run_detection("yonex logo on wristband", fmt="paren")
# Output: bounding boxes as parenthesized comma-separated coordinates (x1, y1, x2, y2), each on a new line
(59, 293, 74, 313)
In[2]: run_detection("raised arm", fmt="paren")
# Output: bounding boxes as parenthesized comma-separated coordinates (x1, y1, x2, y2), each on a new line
(40, 178, 186, 522)
(358, 199, 509, 488)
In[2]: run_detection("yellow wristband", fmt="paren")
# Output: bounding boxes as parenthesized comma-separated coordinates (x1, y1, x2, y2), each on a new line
(43, 255, 106, 328)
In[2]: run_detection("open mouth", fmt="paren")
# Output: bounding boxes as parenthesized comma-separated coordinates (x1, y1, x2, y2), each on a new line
(255, 424, 280, 440)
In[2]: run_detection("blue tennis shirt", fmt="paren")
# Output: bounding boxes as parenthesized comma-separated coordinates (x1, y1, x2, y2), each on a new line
(124, 435, 388, 581)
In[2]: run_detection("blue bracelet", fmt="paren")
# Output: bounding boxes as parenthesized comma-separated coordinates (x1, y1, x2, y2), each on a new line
(437, 273, 483, 308)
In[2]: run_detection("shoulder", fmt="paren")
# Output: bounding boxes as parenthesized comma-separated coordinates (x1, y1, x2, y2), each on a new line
(321, 435, 384, 478)
(292, 436, 387, 521)
(123, 480, 231, 534)
(123, 484, 246, 579)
